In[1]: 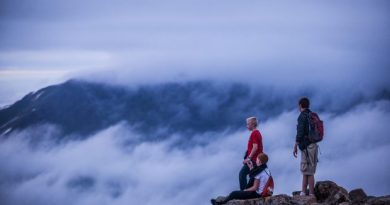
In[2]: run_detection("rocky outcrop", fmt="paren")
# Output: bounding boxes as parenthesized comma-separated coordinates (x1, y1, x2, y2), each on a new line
(264, 194, 292, 205)
(212, 181, 390, 205)
(365, 195, 390, 205)
(224, 198, 262, 205)
(290, 195, 317, 205)
(349, 188, 367, 204)
(315, 180, 349, 204)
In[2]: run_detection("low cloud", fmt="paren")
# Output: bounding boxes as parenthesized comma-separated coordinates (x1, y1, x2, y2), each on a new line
(1, 99, 389, 205)
(0, 123, 245, 205)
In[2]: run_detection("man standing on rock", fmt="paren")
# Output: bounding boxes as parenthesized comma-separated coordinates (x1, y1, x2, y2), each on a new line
(293, 97, 319, 196)
(239, 117, 263, 190)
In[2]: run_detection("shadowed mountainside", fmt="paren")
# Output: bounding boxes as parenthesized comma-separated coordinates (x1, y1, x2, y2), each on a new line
(1, 79, 389, 142)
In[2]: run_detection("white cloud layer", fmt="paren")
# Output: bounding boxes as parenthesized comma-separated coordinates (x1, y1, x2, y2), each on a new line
(1, 100, 389, 205)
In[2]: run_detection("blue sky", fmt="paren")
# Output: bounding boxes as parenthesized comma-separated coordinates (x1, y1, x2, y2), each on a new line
(1, 0, 389, 106)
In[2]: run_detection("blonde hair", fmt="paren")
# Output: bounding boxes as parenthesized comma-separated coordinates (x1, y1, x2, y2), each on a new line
(246, 117, 258, 127)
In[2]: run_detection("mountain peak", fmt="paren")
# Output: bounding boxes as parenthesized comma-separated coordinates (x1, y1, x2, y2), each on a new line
(2, 79, 389, 143)
(0, 80, 269, 141)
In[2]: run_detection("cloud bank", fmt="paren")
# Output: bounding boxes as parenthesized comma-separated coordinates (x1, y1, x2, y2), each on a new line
(1, 99, 389, 205)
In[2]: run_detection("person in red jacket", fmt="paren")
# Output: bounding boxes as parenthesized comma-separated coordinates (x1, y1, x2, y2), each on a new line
(239, 117, 263, 190)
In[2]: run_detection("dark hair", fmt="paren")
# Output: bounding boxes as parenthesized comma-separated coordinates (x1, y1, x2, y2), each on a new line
(258, 153, 268, 164)
(299, 97, 310, 108)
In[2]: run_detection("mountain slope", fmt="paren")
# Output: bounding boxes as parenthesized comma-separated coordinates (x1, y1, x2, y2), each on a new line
(0, 80, 288, 140)
(1, 79, 389, 142)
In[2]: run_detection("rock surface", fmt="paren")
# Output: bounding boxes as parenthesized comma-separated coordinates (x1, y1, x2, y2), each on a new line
(225, 198, 263, 205)
(264, 194, 292, 205)
(349, 188, 367, 203)
(291, 195, 317, 205)
(212, 181, 390, 205)
(314, 180, 349, 205)
(365, 195, 390, 205)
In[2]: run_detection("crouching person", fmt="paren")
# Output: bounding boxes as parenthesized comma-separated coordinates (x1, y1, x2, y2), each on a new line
(211, 153, 274, 205)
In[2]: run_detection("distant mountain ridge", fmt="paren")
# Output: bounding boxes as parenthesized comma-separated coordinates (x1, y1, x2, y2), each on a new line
(0, 80, 289, 140)
(1, 79, 389, 142)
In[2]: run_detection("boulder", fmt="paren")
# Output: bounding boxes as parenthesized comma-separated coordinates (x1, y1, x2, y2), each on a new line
(365, 195, 390, 205)
(315, 180, 350, 204)
(314, 180, 339, 201)
(349, 188, 367, 203)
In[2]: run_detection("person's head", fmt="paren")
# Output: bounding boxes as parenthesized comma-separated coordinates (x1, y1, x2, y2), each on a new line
(256, 153, 268, 166)
(246, 117, 258, 131)
(298, 97, 310, 111)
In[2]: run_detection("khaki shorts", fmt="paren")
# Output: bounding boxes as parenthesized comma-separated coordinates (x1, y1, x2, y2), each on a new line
(300, 143, 318, 175)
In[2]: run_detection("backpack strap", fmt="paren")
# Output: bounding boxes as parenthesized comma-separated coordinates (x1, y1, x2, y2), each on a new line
(306, 111, 312, 134)
(264, 168, 271, 177)
(261, 170, 274, 197)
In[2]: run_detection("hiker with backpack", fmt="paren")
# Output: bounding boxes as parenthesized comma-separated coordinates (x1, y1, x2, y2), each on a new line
(210, 153, 274, 205)
(293, 97, 324, 196)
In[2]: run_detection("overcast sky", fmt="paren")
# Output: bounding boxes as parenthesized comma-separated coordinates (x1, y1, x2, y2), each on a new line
(0, 1, 390, 204)
(1, 0, 390, 106)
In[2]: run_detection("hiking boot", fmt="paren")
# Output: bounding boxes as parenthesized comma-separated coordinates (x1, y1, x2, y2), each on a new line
(211, 197, 225, 205)
(210, 198, 217, 205)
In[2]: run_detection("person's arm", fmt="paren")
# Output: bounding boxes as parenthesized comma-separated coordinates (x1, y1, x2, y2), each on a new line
(244, 179, 260, 192)
(293, 143, 298, 158)
(247, 160, 254, 170)
(248, 144, 258, 159)
(243, 144, 258, 163)
(296, 114, 306, 144)
(293, 113, 305, 157)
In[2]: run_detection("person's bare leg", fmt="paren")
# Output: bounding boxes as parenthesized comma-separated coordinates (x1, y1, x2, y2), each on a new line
(301, 175, 308, 195)
(308, 175, 315, 195)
